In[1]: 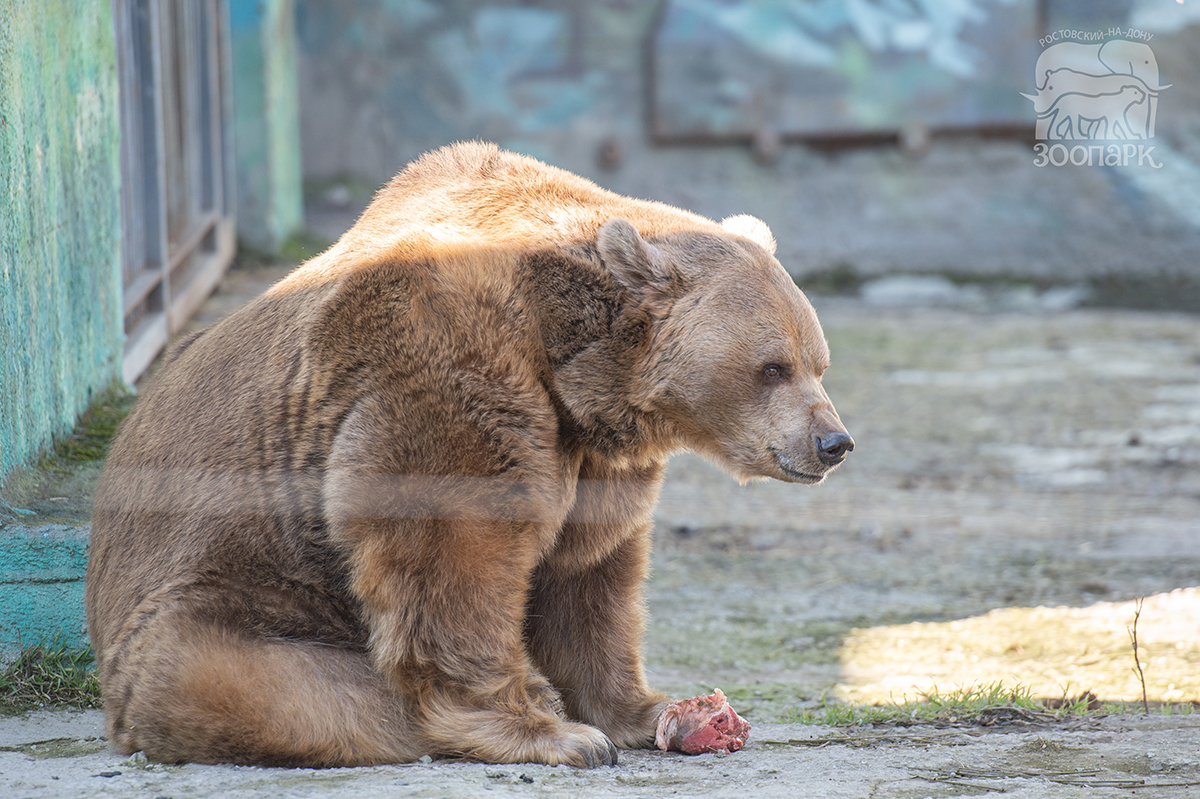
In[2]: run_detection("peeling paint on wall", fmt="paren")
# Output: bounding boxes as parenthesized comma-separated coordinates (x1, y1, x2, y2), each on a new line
(295, 0, 657, 181)
(652, 0, 1039, 138)
(292, 0, 1047, 182)
(0, 0, 124, 485)
(424, 6, 612, 136)
(0, 525, 90, 655)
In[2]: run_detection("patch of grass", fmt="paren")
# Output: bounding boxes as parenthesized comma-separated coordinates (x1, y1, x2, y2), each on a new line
(786, 682, 1106, 727)
(796, 262, 864, 296)
(1102, 700, 1198, 716)
(278, 231, 334, 264)
(714, 684, 821, 721)
(797, 262, 1200, 313)
(795, 265, 1062, 298)
(0, 640, 102, 713)
(1085, 272, 1200, 313)
(1, 383, 136, 523)
(0, 737, 108, 759)
(41, 385, 137, 467)
(236, 231, 334, 270)
(303, 175, 379, 206)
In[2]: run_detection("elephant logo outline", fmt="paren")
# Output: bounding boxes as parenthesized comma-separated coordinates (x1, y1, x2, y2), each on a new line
(1022, 40, 1170, 140)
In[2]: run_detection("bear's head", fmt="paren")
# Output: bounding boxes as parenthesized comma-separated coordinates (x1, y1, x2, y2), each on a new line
(598, 216, 852, 484)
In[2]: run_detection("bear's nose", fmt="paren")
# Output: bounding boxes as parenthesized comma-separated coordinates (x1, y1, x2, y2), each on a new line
(816, 432, 854, 466)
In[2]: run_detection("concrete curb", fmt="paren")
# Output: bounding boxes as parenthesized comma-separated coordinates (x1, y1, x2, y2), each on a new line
(0, 524, 91, 658)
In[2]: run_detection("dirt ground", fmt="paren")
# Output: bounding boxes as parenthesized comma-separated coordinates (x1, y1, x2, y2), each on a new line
(172, 261, 1200, 721)
(647, 296, 1200, 717)
(3, 263, 1199, 797)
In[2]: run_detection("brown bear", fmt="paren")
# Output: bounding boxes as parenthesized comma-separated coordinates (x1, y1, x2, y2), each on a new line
(85, 142, 852, 768)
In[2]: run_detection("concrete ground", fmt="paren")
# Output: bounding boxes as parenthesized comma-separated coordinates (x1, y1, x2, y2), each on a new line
(5, 281, 1199, 797)
(5, 145, 1200, 794)
(3, 710, 1200, 798)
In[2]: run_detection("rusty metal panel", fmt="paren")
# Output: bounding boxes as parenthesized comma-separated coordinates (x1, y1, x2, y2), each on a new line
(649, 0, 1042, 143)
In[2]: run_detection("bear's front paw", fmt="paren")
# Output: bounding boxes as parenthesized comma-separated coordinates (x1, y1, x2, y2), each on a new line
(545, 722, 618, 768)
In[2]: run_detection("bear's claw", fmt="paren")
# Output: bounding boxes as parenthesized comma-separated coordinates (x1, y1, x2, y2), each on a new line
(573, 731, 618, 768)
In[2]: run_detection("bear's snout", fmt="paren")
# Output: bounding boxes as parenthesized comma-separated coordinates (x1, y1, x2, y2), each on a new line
(815, 431, 854, 466)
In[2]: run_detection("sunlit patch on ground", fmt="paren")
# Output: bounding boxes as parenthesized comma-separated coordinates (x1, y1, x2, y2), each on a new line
(837, 588, 1200, 705)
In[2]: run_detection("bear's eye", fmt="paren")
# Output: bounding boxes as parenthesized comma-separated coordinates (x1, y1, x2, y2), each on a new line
(762, 364, 786, 380)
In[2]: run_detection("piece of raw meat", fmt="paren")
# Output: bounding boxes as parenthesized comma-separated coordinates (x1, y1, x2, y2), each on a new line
(654, 689, 751, 754)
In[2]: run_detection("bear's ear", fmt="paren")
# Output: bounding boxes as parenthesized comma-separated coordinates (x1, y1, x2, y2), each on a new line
(597, 218, 675, 298)
(721, 214, 776, 255)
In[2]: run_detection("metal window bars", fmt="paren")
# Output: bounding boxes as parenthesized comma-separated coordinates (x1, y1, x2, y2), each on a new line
(114, 0, 235, 384)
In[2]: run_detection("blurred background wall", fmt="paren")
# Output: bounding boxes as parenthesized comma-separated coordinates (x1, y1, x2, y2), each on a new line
(3, 1, 1198, 487)
(294, 0, 1200, 294)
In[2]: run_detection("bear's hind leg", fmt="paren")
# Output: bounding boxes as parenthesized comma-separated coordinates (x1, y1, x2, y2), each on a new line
(106, 618, 422, 767)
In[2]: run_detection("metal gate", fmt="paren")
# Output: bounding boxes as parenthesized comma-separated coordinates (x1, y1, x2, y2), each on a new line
(114, 0, 236, 384)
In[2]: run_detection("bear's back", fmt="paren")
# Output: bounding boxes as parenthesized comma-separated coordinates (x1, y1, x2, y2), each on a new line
(312, 143, 721, 270)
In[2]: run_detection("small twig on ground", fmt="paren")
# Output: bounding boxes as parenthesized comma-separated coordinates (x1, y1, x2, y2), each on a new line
(1127, 596, 1149, 716)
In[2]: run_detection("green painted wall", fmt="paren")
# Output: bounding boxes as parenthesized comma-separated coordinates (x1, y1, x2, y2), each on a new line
(230, 0, 304, 252)
(0, 0, 124, 486)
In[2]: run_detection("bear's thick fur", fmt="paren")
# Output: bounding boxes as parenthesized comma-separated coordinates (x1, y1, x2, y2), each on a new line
(86, 142, 852, 768)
